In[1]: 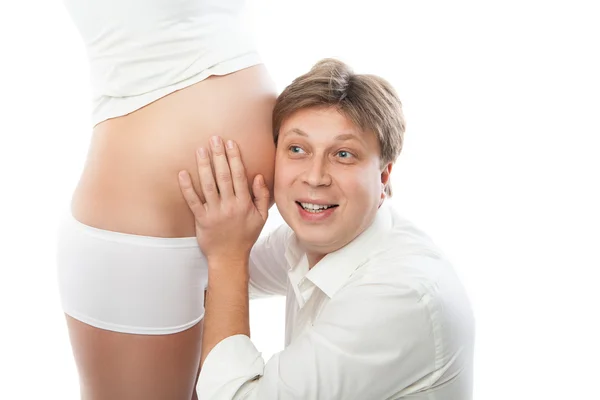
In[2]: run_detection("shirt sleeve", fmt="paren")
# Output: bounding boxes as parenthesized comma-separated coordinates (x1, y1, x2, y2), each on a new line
(247, 223, 292, 299)
(198, 271, 441, 400)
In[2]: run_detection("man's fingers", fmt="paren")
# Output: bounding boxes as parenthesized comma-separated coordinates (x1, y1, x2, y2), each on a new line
(210, 136, 235, 200)
(196, 147, 220, 207)
(224, 139, 251, 202)
(178, 170, 206, 218)
(252, 174, 270, 220)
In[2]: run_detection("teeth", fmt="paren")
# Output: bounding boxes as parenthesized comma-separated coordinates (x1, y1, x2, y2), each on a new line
(300, 202, 332, 212)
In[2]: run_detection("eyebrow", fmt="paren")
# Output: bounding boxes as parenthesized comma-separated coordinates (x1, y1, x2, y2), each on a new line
(283, 128, 308, 138)
(282, 128, 362, 142)
(333, 133, 360, 142)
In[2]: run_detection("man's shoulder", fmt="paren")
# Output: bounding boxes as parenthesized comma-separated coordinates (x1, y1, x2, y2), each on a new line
(357, 248, 448, 291)
(352, 247, 474, 337)
(369, 207, 447, 266)
(355, 210, 460, 299)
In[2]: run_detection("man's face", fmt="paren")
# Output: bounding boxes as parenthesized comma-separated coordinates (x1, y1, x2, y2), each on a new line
(274, 106, 391, 264)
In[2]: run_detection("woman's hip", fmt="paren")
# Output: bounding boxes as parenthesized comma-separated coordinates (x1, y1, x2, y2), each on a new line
(56, 211, 208, 335)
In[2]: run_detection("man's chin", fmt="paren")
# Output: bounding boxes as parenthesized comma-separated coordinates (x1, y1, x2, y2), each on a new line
(296, 233, 339, 253)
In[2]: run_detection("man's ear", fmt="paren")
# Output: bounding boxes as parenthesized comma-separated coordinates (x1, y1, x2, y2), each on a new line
(380, 162, 393, 202)
(380, 162, 393, 186)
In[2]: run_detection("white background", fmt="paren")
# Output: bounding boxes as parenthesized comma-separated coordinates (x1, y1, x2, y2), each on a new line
(1, 0, 599, 399)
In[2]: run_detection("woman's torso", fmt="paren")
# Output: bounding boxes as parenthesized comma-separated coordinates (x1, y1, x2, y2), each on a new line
(66, 0, 277, 237)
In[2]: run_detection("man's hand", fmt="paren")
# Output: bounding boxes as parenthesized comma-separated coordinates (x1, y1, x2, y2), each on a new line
(178, 136, 270, 263)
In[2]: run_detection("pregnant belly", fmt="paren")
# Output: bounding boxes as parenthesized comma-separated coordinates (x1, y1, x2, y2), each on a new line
(71, 65, 277, 237)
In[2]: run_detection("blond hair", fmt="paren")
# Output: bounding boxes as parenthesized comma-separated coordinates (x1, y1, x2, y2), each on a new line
(273, 58, 406, 196)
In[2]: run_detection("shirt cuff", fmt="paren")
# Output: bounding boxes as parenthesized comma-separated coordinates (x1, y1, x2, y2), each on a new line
(197, 334, 265, 399)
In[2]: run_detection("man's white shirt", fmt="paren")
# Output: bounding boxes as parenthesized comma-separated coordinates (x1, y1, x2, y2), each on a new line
(197, 202, 475, 399)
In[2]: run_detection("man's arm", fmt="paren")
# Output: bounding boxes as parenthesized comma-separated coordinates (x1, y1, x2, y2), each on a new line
(197, 266, 443, 399)
(200, 257, 250, 367)
(177, 136, 270, 366)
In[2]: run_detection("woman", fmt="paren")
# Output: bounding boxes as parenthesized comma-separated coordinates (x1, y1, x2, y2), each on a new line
(57, 0, 276, 398)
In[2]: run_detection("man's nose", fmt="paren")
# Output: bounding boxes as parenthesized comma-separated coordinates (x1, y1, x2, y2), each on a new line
(302, 158, 332, 187)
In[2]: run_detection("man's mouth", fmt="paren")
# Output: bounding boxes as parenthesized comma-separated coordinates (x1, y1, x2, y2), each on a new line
(296, 201, 339, 213)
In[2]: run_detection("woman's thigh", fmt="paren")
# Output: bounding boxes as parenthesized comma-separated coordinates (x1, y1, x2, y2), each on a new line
(57, 213, 208, 399)
(66, 315, 203, 400)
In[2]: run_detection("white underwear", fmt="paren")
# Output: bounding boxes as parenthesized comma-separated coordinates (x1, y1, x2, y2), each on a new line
(56, 213, 208, 335)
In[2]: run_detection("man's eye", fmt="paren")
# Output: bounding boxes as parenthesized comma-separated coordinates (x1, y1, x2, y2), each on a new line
(289, 146, 305, 154)
(337, 150, 353, 158)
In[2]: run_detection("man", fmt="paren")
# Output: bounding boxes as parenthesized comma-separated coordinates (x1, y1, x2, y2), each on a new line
(177, 59, 475, 399)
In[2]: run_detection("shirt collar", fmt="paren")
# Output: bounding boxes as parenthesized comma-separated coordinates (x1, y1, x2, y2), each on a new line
(286, 202, 393, 302)
(286, 254, 315, 308)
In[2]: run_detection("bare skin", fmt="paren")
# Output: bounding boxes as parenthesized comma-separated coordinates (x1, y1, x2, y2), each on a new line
(66, 64, 277, 399)
(65, 316, 203, 400)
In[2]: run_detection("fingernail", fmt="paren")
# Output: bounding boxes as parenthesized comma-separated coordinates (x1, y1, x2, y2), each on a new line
(198, 147, 207, 158)
(211, 136, 220, 147)
(226, 140, 234, 149)
(178, 171, 188, 182)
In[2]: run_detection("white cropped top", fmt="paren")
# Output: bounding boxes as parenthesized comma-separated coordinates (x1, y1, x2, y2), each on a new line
(63, 0, 261, 126)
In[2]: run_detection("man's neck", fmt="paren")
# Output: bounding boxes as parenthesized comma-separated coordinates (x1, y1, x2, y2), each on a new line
(307, 252, 326, 269)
